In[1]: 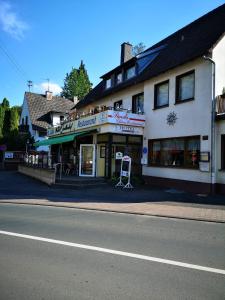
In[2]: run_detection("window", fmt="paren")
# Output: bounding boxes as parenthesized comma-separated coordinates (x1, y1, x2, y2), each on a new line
(106, 78, 111, 89)
(21, 118, 24, 125)
(221, 135, 225, 170)
(132, 93, 144, 114)
(148, 136, 200, 168)
(116, 73, 122, 85)
(60, 115, 64, 122)
(176, 70, 195, 102)
(125, 66, 135, 80)
(25, 116, 28, 125)
(114, 100, 123, 110)
(154, 80, 169, 108)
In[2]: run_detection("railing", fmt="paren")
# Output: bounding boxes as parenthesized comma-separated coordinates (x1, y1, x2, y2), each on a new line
(216, 95, 225, 115)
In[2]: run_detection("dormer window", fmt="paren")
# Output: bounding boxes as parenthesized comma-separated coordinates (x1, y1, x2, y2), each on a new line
(125, 66, 135, 80)
(116, 73, 122, 85)
(106, 78, 111, 89)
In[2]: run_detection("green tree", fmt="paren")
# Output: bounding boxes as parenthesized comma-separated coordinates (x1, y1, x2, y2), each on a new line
(10, 106, 20, 132)
(1, 98, 10, 109)
(61, 60, 92, 101)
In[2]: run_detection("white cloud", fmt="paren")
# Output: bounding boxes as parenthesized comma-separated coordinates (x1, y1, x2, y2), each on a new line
(34, 82, 62, 95)
(0, 1, 28, 40)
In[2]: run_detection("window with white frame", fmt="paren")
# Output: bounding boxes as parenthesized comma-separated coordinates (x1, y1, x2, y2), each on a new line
(154, 80, 169, 108)
(132, 93, 144, 113)
(176, 70, 195, 102)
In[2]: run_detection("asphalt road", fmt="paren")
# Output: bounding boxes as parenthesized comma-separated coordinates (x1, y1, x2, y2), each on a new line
(0, 203, 225, 300)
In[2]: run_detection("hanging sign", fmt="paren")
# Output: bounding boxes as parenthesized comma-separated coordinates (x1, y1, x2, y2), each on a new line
(115, 155, 133, 189)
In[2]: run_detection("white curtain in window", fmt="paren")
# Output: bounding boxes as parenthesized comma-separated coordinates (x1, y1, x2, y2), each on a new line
(179, 73, 194, 100)
(157, 83, 168, 106)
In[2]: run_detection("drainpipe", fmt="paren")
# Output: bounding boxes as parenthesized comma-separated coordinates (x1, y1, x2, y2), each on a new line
(203, 56, 216, 195)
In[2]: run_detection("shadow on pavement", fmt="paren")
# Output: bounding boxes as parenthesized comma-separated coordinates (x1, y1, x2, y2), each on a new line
(0, 171, 225, 209)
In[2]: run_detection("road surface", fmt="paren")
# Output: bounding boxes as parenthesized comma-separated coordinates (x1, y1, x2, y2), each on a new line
(0, 203, 224, 299)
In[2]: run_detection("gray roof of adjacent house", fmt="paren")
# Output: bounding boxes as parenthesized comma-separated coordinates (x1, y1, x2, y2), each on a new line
(25, 92, 74, 131)
(75, 3, 225, 109)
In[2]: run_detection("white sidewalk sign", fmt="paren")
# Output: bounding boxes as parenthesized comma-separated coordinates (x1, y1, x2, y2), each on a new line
(115, 155, 133, 189)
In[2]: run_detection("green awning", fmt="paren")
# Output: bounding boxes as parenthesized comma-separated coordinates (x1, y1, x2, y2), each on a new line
(34, 131, 89, 147)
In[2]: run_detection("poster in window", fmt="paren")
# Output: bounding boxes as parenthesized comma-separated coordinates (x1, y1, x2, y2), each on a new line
(100, 146, 105, 158)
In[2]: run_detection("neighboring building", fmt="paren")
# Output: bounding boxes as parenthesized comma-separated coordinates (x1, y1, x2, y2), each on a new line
(40, 4, 225, 193)
(19, 91, 75, 152)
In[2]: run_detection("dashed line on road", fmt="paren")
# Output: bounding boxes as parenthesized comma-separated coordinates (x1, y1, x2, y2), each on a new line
(0, 230, 225, 275)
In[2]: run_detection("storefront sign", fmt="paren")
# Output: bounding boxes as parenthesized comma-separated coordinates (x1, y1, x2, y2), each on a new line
(4, 152, 14, 159)
(48, 110, 145, 137)
(77, 116, 97, 128)
(116, 152, 123, 160)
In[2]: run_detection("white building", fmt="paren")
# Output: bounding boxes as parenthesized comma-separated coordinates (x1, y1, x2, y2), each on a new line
(19, 91, 75, 152)
(40, 4, 225, 194)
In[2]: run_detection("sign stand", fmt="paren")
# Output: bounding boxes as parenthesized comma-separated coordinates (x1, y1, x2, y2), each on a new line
(115, 155, 133, 189)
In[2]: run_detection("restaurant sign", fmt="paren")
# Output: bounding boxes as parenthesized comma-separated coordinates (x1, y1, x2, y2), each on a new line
(48, 110, 145, 136)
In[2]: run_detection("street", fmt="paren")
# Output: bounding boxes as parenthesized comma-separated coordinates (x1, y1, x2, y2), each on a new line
(0, 203, 224, 299)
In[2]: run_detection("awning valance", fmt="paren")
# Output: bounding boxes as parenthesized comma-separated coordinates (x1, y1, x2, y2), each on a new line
(34, 131, 89, 147)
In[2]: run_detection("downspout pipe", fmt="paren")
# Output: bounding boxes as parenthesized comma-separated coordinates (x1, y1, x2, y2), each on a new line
(203, 56, 216, 195)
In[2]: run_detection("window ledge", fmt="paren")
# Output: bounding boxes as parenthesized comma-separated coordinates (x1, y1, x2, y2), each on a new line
(175, 98, 194, 105)
(153, 104, 169, 110)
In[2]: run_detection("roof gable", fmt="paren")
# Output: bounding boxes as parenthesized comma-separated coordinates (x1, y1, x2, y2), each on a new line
(25, 92, 74, 131)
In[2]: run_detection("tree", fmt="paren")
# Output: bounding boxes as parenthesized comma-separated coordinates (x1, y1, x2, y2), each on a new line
(10, 106, 20, 132)
(1, 98, 10, 109)
(61, 60, 92, 101)
(132, 42, 146, 56)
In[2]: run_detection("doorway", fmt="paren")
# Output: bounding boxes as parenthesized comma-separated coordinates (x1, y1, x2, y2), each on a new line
(79, 144, 95, 177)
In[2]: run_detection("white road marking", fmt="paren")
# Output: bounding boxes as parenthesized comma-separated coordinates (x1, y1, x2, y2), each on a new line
(0, 230, 224, 275)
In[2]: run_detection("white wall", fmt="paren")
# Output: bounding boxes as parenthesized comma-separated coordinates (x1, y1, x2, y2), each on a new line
(141, 58, 213, 183)
(213, 35, 225, 96)
(216, 120, 225, 184)
(20, 96, 34, 136)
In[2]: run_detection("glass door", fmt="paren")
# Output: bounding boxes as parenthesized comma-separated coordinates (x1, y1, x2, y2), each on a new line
(79, 144, 95, 177)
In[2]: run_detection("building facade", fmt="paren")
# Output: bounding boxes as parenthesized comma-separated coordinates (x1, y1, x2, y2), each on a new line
(39, 4, 225, 193)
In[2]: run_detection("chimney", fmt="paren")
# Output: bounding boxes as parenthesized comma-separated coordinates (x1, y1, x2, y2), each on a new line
(73, 96, 78, 105)
(46, 91, 53, 100)
(120, 42, 133, 64)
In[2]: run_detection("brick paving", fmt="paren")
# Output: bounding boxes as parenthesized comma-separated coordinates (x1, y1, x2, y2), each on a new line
(1, 198, 225, 223)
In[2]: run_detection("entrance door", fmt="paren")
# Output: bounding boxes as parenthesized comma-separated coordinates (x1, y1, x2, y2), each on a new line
(79, 144, 95, 177)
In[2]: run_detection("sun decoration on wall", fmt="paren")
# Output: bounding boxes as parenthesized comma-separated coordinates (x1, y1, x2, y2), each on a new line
(167, 111, 178, 126)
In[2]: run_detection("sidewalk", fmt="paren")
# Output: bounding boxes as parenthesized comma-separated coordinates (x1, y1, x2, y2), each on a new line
(1, 197, 225, 223)
(0, 171, 225, 223)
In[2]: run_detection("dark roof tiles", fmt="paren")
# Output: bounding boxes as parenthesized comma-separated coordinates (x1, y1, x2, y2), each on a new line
(25, 92, 74, 131)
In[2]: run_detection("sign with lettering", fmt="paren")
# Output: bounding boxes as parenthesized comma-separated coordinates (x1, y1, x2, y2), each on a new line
(115, 155, 133, 189)
(48, 110, 145, 137)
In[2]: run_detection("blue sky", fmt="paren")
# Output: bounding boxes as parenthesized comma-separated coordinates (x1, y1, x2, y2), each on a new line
(0, 0, 224, 106)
